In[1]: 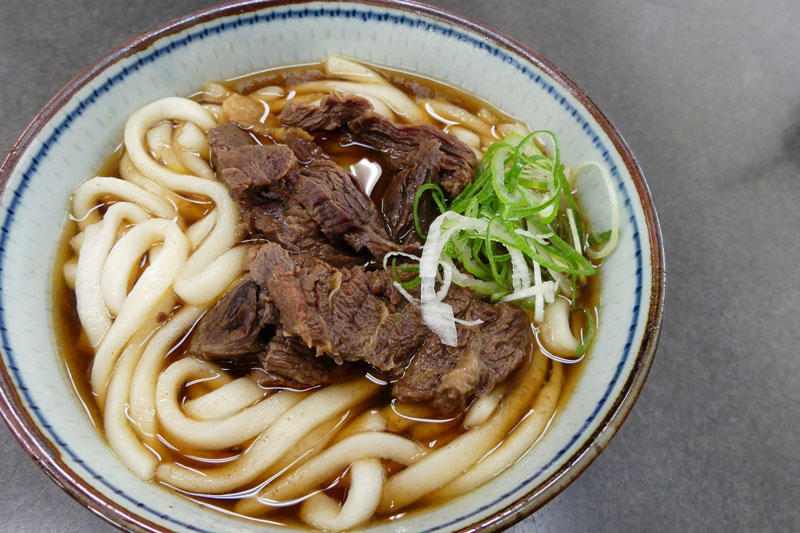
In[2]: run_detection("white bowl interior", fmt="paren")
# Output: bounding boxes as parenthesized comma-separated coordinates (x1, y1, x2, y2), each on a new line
(0, 2, 652, 531)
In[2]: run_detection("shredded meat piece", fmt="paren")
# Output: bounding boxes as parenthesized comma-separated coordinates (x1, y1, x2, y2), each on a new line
(278, 92, 372, 131)
(392, 294, 531, 414)
(249, 242, 429, 371)
(278, 93, 477, 239)
(248, 242, 530, 414)
(188, 278, 276, 361)
(196, 103, 524, 415)
(209, 121, 403, 263)
(380, 137, 442, 242)
(294, 159, 399, 261)
(346, 112, 476, 197)
(252, 332, 362, 388)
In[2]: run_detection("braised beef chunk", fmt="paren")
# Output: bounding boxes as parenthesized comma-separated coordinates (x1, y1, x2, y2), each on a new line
(393, 292, 531, 414)
(252, 332, 362, 388)
(248, 201, 364, 268)
(280, 129, 326, 164)
(209, 122, 399, 263)
(278, 92, 372, 131)
(279, 94, 476, 241)
(209, 125, 297, 205)
(247, 242, 529, 414)
(346, 113, 476, 198)
(202, 111, 525, 415)
(208, 123, 254, 168)
(295, 159, 399, 261)
(381, 137, 442, 241)
(208, 123, 364, 267)
(278, 94, 477, 197)
(217, 144, 297, 205)
(249, 242, 429, 372)
(189, 278, 276, 361)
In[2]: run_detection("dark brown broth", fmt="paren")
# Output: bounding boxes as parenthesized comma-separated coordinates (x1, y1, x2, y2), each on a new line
(52, 61, 597, 527)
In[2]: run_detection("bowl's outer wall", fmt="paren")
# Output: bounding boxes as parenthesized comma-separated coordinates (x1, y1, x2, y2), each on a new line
(0, 1, 663, 532)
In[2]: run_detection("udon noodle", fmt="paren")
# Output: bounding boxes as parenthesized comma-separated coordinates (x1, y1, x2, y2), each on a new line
(55, 57, 603, 529)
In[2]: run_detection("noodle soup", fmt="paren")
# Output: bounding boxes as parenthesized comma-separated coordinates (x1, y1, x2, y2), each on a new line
(54, 57, 613, 530)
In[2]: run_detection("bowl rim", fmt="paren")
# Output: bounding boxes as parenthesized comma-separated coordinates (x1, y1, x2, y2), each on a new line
(0, 0, 665, 531)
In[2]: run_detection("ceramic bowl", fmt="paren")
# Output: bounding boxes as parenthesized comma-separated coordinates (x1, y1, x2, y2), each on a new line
(0, 1, 664, 531)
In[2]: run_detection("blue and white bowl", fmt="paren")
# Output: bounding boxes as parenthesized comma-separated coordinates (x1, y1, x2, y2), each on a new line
(0, 1, 664, 531)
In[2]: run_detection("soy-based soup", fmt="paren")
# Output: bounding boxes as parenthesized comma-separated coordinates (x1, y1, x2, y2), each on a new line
(54, 57, 612, 530)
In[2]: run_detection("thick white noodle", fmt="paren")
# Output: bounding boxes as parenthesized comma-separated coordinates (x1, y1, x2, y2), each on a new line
(360, 95, 394, 120)
(147, 122, 184, 172)
(62, 260, 77, 290)
(69, 231, 84, 253)
(168, 245, 248, 306)
(183, 377, 267, 420)
(119, 153, 166, 195)
(431, 363, 562, 499)
(449, 125, 482, 150)
(173, 124, 214, 180)
(463, 384, 505, 429)
(249, 85, 285, 102)
(178, 149, 215, 180)
(323, 56, 389, 85)
(128, 305, 205, 437)
(171, 122, 216, 180)
(420, 99, 494, 138)
(539, 298, 579, 357)
(119, 154, 198, 218)
(175, 122, 209, 153)
(186, 210, 217, 248)
(156, 357, 307, 450)
(156, 380, 379, 493)
(237, 432, 424, 516)
(90, 218, 189, 394)
(299, 458, 385, 531)
(75, 202, 149, 345)
(75, 228, 110, 344)
(261, 415, 347, 483)
(332, 409, 388, 443)
(100, 219, 180, 317)
(292, 80, 425, 123)
(409, 419, 459, 442)
(71, 177, 176, 228)
(201, 103, 226, 123)
(103, 294, 174, 480)
(381, 403, 436, 433)
(378, 353, 548, 512)
(497, 122, 531, 138)
(199, 82, 231, 104)
(123, 97, 241, 305)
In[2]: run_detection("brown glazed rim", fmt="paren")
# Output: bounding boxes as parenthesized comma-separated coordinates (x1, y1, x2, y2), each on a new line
(0, 1, 665, 531)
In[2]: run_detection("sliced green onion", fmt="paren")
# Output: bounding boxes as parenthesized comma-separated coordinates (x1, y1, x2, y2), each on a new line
(588, 230, 612, 247)
(573, 306, 597, 356)
(574, 161, 619, 260)
(406, 132, 619, 347)
(413, 183, 447, 239)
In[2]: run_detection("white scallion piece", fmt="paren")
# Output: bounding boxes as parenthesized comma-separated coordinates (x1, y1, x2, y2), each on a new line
(514, 227, 553, 246)
(566, 208, 582, 255)
(499, 281, 558, 305)
(575, 162, 619, 260)
(419, 212, 490, 346)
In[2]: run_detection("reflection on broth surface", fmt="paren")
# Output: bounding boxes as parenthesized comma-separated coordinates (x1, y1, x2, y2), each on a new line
(54, 57, 611, 529)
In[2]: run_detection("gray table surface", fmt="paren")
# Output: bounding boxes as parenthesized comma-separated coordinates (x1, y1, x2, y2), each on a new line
(1, 0, 798, 531)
